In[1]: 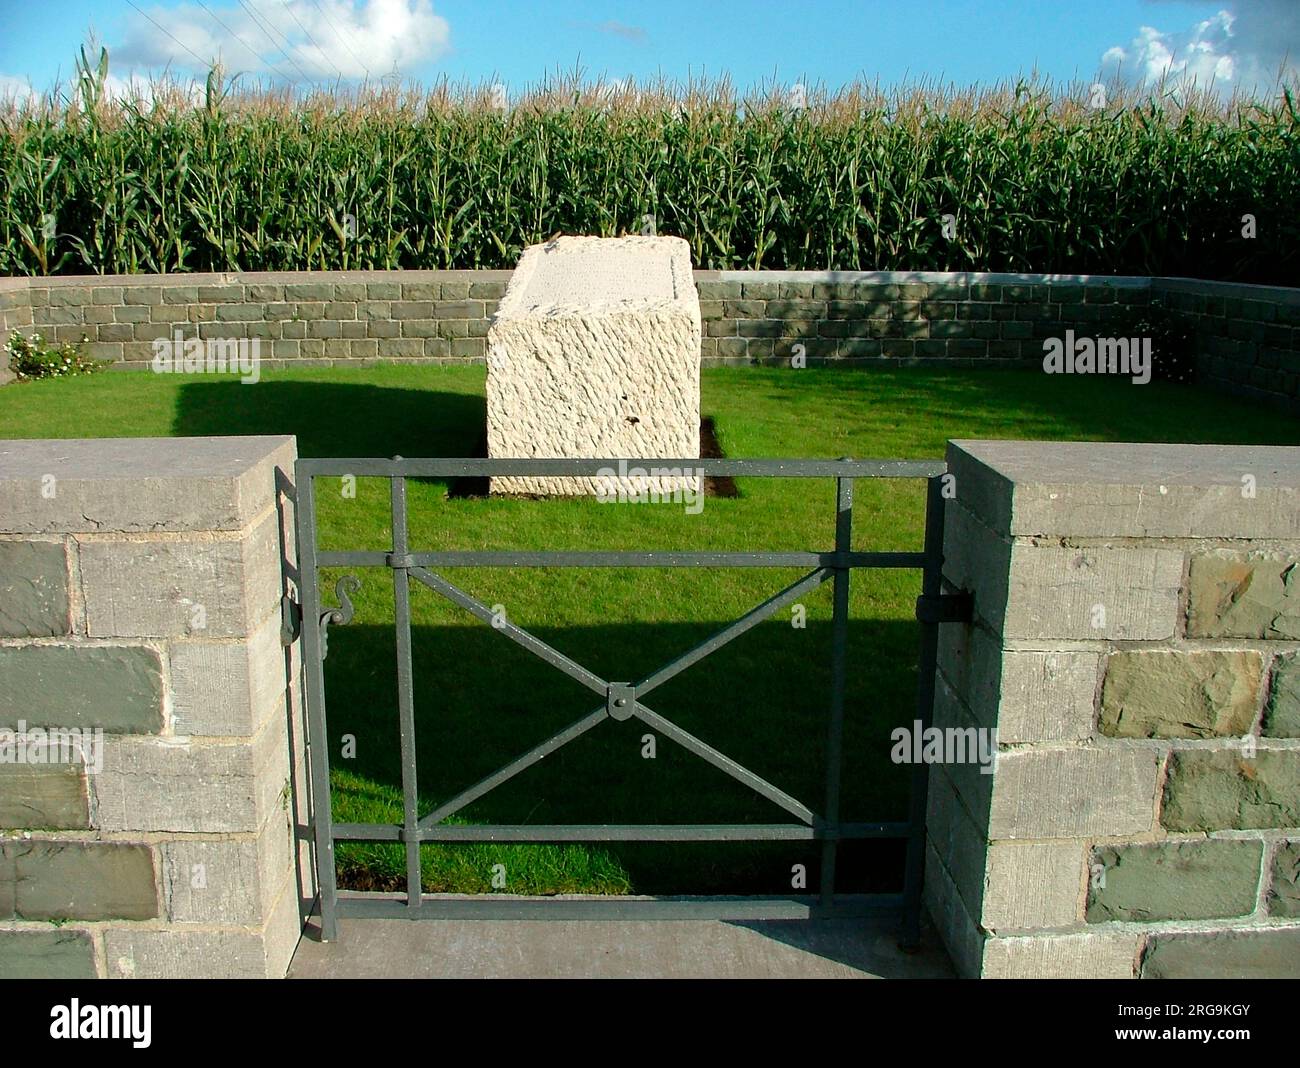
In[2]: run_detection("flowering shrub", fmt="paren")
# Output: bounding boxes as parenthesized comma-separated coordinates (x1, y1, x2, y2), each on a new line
(5, 330, 108, 380)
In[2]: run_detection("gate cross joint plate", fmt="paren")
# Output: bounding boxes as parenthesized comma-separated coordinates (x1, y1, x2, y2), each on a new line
(606, 682, 636, 721)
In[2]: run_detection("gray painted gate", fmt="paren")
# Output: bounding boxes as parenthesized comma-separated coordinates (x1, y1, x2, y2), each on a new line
(293, 457, 969, 945)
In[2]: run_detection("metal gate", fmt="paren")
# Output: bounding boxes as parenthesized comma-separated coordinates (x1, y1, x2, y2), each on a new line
(292, 457, 969, 943)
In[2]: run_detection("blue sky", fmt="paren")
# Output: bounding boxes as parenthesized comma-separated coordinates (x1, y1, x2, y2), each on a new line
(0, 1, 1294, 100)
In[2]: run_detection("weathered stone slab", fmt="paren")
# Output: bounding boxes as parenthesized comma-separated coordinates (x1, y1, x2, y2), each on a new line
(983, 841, 1085, 930)
(0, 763, 88, 829)
(0, 929, 96, 978)
(0, 840, 157, 920)
(486, 236, 701, 496)
(1100, 649, 1263, 738)
(1268, 841, 1300, 918)
(982, 931, 1140, 979)
(0, 540, 69, 636)
(78, 510, 282, 638)
(169, 613, 288, 736)
(1087, 839, 1262, 922)
(1161, 749, 1300, 831)
(1187, 551, 1300, 639)
(1142, 929, 1300, 979)
(0, 436, 295, 534)
(1265, 653, 1300, 736)
(0, 643, 164, 733)
(946, 440, 1300, 539)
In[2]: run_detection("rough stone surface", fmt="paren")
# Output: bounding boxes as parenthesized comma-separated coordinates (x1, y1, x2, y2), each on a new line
(0, 540, 69, 636)
(938, 623, 1099, 743)
(78, 510, 282, 638)
(1264, 652, 1300, 736)
(0, 930, 96, 978)
(0, 840, 157, 920)
(0, 436, 295, 533)
(1268, 841, 1300, 917)
(983, 841, 1086, 930)
(485, 236, 701, 496)
(169, 613, 289, 736)
(161, 817, 293, 925)
(1003, 544, 1183, 640)
(1142, 929, 1300, 979)
(982, 931, 1140, 979)
(90, 729, 279, 833)
(1087, 839, 1262, 922)
(1161, 749, 1300, 831)
(1100, 649, 1263, 738)
(1187, 551, 1300, 639)
(951, 746, 1160, 839)
(0, 643, 163, 733)
(0, 763, 88, 829)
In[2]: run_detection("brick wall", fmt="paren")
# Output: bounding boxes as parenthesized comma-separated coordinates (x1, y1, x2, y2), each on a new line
(930, 440, 1300, 978)
(0, 436, 310, 979)
(1, 270, 1297, 413)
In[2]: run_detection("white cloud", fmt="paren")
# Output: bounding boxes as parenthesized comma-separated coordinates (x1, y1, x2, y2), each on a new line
(113, 0, 451, 82)
(1100, 3, 1299, 96)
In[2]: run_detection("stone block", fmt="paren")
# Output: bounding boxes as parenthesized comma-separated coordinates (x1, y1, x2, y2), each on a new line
(1087, 839, 1262, 922)
(1265, 652, 1300, 736)
(0, 436, 295, 534)
(1187, 551, 1300, 639)
(1267, 841, 1300, 917)
(0, 763, 89, 829)
(983, 840, 1085, 931)
(1161, 749, 1300, 831)
(78, 510, 282, 638)
(486, 236, 701, 496)
(168, 613, 289, 736)
(0, 643, 163, 733)
(982, 931, 1139, 979)
(0, 930, 96, 978)
(1142, 929, 1300, 979)
(961, 746, 1160, 839)
(1100, 649, 1263, 738)
(946, 440, 1300, 540)
(161, 816, 293, 925)
(0, 839, 157, 920)
(0, 540, 69, 636)
(91, 719, 286, 833)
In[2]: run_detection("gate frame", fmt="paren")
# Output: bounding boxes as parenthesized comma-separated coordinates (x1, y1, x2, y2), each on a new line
(293, 457, 967, 944)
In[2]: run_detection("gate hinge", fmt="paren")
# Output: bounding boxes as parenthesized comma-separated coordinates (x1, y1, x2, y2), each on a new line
(915, 592, 973, 624)
(281, 592, 301, 646)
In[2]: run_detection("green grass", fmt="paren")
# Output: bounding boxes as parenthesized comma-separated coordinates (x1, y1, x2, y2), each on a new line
(3, 365, 1297, 895)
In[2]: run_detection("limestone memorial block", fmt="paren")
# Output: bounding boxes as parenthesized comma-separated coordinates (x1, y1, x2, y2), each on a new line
(486, 235, 702, 497)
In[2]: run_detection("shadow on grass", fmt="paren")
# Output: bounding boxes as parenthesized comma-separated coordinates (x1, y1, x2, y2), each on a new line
(171, 379, 486, 458)
(323, 616, 922, 897)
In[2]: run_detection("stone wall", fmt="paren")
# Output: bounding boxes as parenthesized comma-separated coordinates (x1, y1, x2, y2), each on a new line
(929, 439, 1300, 979)
(1154, 277, 1300, 413)
(0, 436, 311, 978)
(1, 271, 1296, 413)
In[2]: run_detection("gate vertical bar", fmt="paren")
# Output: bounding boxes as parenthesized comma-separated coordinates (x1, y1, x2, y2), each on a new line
(391, 475, 423, 912)
(819, 471, 853, 908)
(296, 467, 339, 941)
(901, 474, 947, 949)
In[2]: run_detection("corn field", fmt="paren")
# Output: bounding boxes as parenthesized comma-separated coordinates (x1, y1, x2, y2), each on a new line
(2, 51, 1297, 283)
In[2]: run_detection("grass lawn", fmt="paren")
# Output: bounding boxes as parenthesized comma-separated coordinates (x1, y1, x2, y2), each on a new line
(3, 365, 1296, 896)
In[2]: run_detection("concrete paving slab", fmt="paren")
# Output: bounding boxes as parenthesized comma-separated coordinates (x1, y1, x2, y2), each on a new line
(288, 917, 955, 979)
